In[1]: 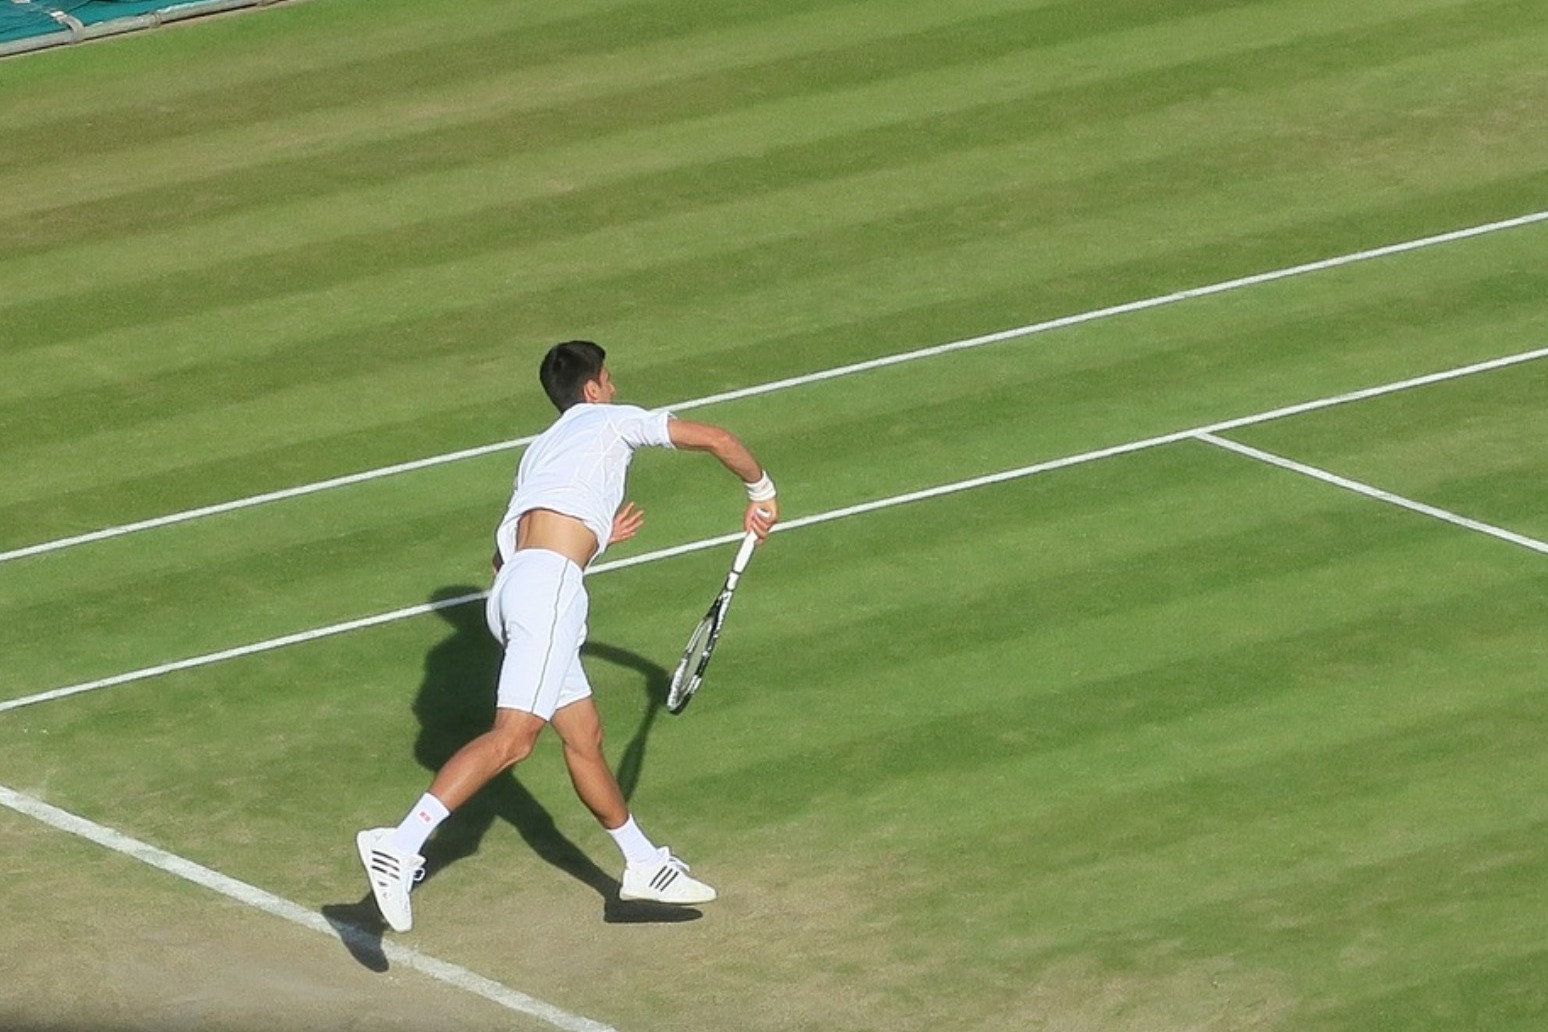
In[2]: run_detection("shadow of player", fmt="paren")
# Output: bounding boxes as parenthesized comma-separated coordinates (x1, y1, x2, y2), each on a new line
(325, 586, 693, 967)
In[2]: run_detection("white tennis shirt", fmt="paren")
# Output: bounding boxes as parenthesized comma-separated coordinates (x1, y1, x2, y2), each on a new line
(495, 402, 675, 564)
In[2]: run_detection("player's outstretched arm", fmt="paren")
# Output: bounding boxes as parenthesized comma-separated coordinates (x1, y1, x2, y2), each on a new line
(668, 418, 780, 539)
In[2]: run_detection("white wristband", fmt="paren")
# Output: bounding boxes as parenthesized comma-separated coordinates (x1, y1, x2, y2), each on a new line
(745, 472, 777, 502)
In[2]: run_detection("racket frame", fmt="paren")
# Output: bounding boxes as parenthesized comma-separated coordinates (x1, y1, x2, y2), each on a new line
(666, 531, 760, 713)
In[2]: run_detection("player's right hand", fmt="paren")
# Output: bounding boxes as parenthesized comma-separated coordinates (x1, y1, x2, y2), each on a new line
(745, 500, 778, 541)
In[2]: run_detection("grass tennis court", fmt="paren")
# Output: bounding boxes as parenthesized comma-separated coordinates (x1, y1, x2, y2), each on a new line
(3, 1, 1547, 1029)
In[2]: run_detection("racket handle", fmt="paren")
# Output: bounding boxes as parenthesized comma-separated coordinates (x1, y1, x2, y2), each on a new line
(731, 530, 760, 576)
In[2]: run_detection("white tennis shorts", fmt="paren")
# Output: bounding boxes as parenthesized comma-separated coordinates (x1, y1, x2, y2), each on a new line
(484, 549, 592, 720)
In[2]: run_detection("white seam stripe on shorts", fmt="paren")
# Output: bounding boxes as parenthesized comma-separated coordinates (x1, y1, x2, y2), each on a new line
(3, 208, 1545, 566)
(4, 342, 1544, 716)
(1194, 433, 1548, 555)
(0, 783, 618, 1032)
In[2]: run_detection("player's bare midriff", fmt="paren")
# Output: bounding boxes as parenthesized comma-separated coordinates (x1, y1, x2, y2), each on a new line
(515, 508, 598, 568)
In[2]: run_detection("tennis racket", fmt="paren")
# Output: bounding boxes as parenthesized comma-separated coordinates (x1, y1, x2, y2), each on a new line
(665, 530, 761, 714)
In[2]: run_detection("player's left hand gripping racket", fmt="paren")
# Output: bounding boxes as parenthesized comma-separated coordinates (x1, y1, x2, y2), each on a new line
(665, 531, 762, 714)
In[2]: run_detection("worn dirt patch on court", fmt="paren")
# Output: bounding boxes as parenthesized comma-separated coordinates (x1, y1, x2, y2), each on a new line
(964, 952, 1298, 1032)
(0, 807, 554, 1032)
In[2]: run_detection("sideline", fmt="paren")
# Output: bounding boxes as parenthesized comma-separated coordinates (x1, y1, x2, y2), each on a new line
(5, 341, 1544, 716)
(4, 207, 1545, 567)
(0, 782, 618, 1032)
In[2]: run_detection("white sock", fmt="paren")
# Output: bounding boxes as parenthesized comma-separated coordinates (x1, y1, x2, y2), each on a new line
(606, 815, 660, 867)
(390, 792, 450, 855)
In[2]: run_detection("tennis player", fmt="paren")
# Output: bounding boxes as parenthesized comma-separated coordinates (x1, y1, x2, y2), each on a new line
(355, 340, 779, 932)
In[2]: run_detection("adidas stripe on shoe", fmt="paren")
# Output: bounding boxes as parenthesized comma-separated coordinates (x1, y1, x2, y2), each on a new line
(620, 846, 716, 905)
(355, 827, 425, 932)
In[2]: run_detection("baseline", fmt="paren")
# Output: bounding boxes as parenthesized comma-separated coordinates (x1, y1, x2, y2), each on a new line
(4, 208, 1545, 566)
(5, 342, 1544, 716)
(0, 782, 617, 1032)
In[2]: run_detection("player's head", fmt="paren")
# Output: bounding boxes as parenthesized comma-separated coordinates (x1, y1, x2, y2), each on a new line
(540, 340, 614, 411)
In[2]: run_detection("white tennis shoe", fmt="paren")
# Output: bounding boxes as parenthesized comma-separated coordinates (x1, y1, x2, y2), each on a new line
(620, 847, 717, 905)
(355, 828, 425, 932)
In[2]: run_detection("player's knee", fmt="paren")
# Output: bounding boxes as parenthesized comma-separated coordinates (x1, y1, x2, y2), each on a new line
(495, 734, 536, 769)
(561, 721, 604, 759)
(489, 715, 543, 768)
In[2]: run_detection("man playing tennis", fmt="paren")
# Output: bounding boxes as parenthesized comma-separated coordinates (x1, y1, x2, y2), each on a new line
(355, 340, 779, 933)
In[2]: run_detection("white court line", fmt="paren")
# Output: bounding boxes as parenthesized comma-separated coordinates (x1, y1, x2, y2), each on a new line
(6, 342, 1545, 717)
(0, 783, 617, 1032)
(1195, 433, 1548, 556)
(4, 207, 1546, 566)
(0, 538, 750, 715)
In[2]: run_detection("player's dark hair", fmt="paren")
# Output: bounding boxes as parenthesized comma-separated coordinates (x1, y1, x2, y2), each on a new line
(539, 340, 607, 411)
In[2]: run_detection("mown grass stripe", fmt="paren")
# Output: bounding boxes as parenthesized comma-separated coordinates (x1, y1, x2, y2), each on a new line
(3, 207, 1542, 565)
(0, 0, 1435, 201)
(0, 0, 1510, 297)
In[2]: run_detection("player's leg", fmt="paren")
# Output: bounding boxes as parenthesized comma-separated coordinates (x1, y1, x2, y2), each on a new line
(550, 692, 717, 905)
(357, 711, 547, 934)
(419, 551, 584, 814)
(550, 696, 628, 828)
(355, 552, 579, 931)
(393, 556, 574, 849)
(425, 707, 546, 811)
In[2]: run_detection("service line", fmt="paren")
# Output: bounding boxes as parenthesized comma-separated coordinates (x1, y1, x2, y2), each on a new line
(4, 208, 1545, 566)
(1194, 433, 1548, 556)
